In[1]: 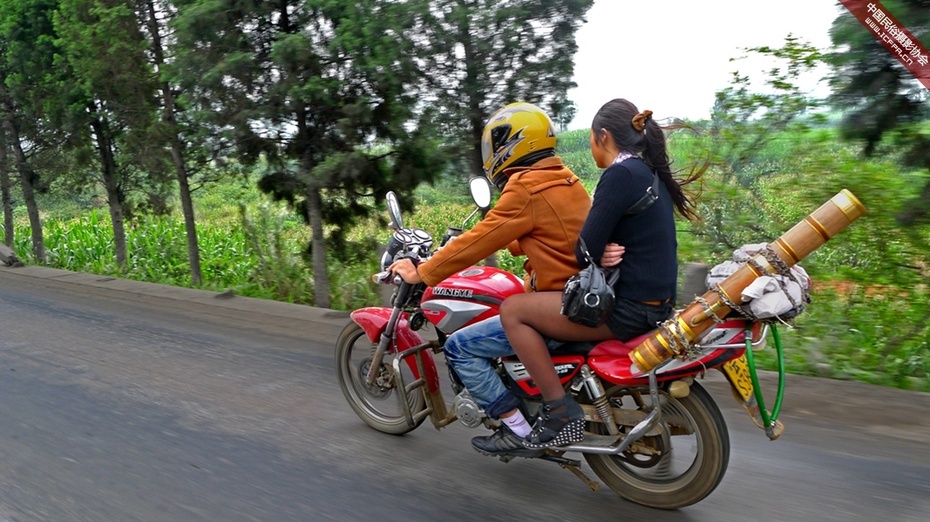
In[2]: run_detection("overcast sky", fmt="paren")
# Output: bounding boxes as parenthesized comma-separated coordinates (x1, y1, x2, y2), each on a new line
(567, 1, 846, 129)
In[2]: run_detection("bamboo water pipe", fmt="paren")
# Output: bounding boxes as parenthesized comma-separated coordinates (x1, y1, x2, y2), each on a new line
(630, 189, 867, 373)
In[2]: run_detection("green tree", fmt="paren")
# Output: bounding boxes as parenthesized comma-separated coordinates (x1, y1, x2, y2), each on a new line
(697, 36, 825, 252)
(709, 36, 824, 186)
(139, 0, 205, 286)
(552, 97, 577, 132)
(171, 0, 445, 308)
(824, 2, 930, 355)
(417, 0, 594, 176)
(0, 0, 62, 264)
(0, 131, 12, 246)
(0, 84, 43, 261)
(53, 0, 170, 269)
(827, 0, 930, 225)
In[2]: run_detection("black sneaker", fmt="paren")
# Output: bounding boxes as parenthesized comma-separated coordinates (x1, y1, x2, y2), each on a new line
(523, 394, 585, 449)
(471, 425, 544, 458)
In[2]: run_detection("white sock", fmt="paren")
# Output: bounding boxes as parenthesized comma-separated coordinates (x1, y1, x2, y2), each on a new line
(502, 411, 532, 437)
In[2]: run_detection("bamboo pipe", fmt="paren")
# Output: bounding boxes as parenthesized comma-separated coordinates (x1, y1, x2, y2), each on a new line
(630, 189, 867, 373)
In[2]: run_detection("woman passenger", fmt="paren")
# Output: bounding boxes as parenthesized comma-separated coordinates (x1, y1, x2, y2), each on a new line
(499, 98, 706, 448)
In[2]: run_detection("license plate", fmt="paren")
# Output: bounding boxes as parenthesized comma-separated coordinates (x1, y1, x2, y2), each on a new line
(722, 355, 754, 402)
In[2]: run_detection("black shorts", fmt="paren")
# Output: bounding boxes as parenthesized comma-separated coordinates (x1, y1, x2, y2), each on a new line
(606, 296, 674, 342)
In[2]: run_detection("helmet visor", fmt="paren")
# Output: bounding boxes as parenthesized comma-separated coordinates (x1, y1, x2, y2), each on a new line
(481, 134, 493, 175)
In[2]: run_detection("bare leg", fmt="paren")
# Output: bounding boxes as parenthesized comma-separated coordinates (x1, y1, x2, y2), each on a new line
(500, 291, 614, 447)
(499, 291, 614, 401)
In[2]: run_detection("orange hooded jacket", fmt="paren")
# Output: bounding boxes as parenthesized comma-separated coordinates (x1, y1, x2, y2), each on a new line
(418, 156, 591, 292)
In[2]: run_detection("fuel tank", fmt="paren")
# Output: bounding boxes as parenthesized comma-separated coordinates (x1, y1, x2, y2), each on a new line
(420, 266, 525, 333)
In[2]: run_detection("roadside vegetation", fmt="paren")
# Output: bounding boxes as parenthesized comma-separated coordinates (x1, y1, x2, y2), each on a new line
(2, 3, 928, 393)
(10, 125, 930, 392)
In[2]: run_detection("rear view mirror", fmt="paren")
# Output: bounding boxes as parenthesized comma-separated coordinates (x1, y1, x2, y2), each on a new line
(385, 191, 403, 230)
(469, 177, 492, 210)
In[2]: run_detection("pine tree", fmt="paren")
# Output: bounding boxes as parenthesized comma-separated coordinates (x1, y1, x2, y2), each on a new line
(171, 0, 445, 307)
(828, 0, 930, 224)
(416, 0, 594, 176)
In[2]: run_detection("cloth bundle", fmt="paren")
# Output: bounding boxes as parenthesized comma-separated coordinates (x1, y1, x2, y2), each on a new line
(705, 243, 811, 320)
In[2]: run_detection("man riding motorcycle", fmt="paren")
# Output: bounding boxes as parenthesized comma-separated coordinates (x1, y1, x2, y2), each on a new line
(388, 102, 590, 456)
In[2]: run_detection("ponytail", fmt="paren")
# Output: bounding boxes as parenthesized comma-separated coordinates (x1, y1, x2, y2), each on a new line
(592, 99, 706, 221)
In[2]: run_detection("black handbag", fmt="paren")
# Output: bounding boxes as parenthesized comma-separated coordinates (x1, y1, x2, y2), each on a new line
(560, 238, 619, 327)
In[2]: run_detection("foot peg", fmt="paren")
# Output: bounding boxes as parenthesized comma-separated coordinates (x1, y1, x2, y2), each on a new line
(542, 451, 600, 492)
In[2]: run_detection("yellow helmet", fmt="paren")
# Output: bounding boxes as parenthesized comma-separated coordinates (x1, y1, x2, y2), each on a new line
(481, 102, 557, 189)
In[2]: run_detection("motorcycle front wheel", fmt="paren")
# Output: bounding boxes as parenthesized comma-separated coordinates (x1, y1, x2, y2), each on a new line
(335, 322, 427, 435)
(584, 381, 729, 510)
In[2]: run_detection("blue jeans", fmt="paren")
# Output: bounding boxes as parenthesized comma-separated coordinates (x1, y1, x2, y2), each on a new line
(443, 316, 522, 420)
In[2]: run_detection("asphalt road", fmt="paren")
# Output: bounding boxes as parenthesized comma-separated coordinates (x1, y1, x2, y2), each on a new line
(1, 265, 929, 522)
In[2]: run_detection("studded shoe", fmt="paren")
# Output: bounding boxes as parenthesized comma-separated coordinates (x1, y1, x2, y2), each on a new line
(471, 424, 545, 458)
(522, 394, 585, 449)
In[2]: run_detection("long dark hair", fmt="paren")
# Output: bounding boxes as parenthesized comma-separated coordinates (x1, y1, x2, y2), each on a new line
(591, 98, 705, 221)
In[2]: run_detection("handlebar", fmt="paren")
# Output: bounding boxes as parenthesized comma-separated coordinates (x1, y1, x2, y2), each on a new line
(372, 268, 420, 311)
(371, 271, 402, 285)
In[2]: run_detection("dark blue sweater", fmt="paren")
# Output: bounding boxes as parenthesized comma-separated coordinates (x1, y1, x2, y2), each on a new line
(576, 157, 677, 303)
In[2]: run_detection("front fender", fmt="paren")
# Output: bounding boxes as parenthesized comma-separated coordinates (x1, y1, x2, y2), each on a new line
(350, 307, 426, 348)
(350, 307, 439, 393)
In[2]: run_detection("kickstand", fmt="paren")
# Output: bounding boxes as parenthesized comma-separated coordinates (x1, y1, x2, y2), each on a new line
(541, 451, 601, 492)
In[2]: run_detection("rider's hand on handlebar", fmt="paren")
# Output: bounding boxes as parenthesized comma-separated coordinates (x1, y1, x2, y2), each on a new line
(601, 243, 625, 268)
(388, 258, 423, 284)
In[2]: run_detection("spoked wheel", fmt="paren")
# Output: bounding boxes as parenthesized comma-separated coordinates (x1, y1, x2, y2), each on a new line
(584, 381, 730, 509)
(335, 322, 426, 435)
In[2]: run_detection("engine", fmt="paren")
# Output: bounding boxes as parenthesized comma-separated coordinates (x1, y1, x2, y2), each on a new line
(453, 390, 485, 428)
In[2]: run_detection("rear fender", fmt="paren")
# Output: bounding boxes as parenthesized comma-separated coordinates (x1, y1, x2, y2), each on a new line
(349, 307, 439, 393)
(588, 337, 747, 386)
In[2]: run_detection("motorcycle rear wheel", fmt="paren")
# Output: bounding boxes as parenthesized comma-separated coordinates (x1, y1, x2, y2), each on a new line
(584, 381, 729, 509)
(335, 322, 426, 435)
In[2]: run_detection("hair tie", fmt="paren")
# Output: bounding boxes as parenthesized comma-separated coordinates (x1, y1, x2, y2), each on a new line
(631, 110, 653, 132)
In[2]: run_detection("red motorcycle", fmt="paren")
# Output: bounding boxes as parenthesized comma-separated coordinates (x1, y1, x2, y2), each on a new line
(335, 179, 787, 509)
